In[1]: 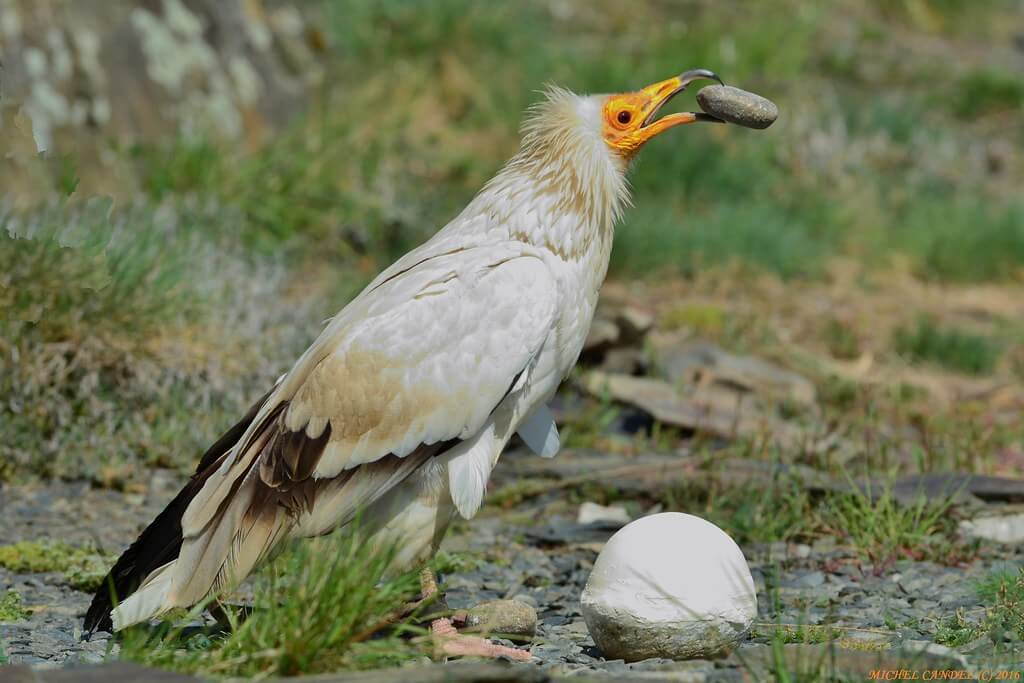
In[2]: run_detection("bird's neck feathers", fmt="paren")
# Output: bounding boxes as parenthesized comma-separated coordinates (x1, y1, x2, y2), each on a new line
(463, 87, 631, 263)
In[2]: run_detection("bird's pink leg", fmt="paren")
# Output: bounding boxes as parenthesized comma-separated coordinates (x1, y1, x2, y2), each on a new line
(420, 568, 532, 662)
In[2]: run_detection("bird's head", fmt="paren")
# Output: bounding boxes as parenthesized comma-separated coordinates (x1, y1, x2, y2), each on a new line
(494, 69, 726, 241)
(517, 68, 724, 176)
(601, 69, 724, 160)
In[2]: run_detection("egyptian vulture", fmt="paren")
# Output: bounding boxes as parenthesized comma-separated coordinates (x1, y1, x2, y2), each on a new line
(86, 69, 726, 659)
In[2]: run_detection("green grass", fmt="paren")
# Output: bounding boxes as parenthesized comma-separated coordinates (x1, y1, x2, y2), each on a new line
(933, 569, 1024, 653)
(952, 68, 1024, 119)
(975, 569, 1024, 645)
(0, 541, 113, 592)
(934, 610, 981, 648)
(65, 0, 1020, 287)
(890, 199, 1024, 282)
(663, 468, 817, 546)
(0, 199, 315, 482)
(660, 461, 967, 566)
(119, 528, 428, 678)
(0, 590, 29, 623)
(613, 200, 837, 279)
(823, 319, 861, 360)
(752, 624, 842, 645)
(894, 316, 1001, 375)
(817, 480, 958, 567)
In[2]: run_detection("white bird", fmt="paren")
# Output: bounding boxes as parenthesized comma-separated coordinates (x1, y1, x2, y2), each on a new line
(86, 68, 725, 658)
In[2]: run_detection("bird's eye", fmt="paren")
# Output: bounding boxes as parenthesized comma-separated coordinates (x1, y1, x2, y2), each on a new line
(616, 110, 632, 125)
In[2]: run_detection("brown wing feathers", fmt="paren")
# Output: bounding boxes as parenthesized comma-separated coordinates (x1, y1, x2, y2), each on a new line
(259, 409, 333, 491)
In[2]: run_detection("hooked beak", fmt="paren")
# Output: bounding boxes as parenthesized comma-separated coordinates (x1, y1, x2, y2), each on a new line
(636, 69, 724, 141)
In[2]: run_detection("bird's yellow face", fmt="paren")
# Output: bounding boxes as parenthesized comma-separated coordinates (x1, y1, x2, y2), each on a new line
(603, 69, 722, 159)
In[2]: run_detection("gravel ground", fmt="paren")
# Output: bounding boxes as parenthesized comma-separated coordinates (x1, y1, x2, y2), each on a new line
(2, 453, 1023, 679)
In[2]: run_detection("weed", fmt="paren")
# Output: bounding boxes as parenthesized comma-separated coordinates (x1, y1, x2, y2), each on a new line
(933, 610, 982, 647)
(891, 200, 1024, 283)
(0, 591, 29, 622)
(559, 394, 621, 451)
(976, 568, 1024, 644)
(894, 316, 1001, 375)
(0, 200, 314, 482)
(952, 68, 1024, 119)
(663, 469, 817, 546)
(752, 623, 842, 645)
(613, 200, 835, 280)
(487, 479, 557, 510)
(816, 481, 957, 568)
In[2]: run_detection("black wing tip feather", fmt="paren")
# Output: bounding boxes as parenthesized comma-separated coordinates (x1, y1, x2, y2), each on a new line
(83, 482, 192, 634)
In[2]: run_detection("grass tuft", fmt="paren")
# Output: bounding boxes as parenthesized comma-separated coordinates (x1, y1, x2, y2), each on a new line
(663, 468, 817, 546)
(752, 623, 842, 645)
(893, 316, 1001, 375)
(952, 68, 1024, 119)
(119, 527, 428, 678)
(0, 590, 30, 622)
(817, 481, 957, 567)
(975, 568, 1024, 645)
(933, 569, 1024, 653)
(934, 610, 982, 648)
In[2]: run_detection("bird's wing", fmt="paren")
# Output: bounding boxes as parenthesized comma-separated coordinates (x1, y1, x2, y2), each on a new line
(182, 241, 559, 538)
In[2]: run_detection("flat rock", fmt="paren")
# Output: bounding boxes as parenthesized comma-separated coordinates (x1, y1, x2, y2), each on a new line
(891, 473, 1024, 504)
(577, 502, 631, 528)
(581, 371, 784, 440)
(960, 512, 1024, 544)
(648, 338, 816, 407)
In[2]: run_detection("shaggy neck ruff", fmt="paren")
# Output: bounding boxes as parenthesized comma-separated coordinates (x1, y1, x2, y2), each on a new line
(462, 87, 632, 262)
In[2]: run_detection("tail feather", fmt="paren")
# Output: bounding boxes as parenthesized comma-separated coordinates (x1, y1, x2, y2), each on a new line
(84, 391, 269, 634)
(110, 560, 176, 631)
(169, 467, 265, 606)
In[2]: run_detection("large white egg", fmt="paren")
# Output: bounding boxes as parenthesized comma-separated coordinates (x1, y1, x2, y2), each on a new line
(580, 512, 757, 662)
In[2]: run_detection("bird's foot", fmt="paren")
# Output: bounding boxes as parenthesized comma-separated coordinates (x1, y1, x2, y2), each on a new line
(430, 616, 532, 661)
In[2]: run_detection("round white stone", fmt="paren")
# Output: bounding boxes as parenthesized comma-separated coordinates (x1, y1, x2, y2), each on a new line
(580, 512, 757, 662)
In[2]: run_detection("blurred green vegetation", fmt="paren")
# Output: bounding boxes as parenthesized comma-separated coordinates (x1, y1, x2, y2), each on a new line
(894, 315, 1002, 375)
(96, 0, 1024, 282)
(2, 0, 1023, 482)
(0, 590, 30, 623)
